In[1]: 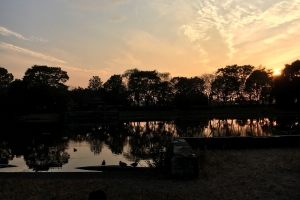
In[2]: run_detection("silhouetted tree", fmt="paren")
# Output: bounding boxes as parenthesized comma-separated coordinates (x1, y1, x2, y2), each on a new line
(245, 68, 273, 104)
(23, 65, 69, 89)
(128, 70, 161, 106)
(171, 76, 206, 108)
(22, 65, 69, 111)
(6, 79, 29, 113)
(273, 60, 300, 107)
(211, 65, 254, 104)
(103, 74, 128, 105)
(0, 67, 14, 95)
(153, 81, 173, 106)
(200, 73, 215, 105)
(68, 87, 91, 109)
(122, 68, 139, 88)
(88, 76, 103, 91)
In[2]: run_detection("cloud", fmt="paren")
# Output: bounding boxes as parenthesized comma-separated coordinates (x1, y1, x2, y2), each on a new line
(0, 26, 48, 42)
(180, 25, 202, 42)
(0, 42, 66, 64)
(70, 0, 130, 11)
(62, 65, 111, 74)
(110, 16, 127, 23)
(180, 0, 300, 61)
(28, 36, 49, 43)
(0, 26, 27, 40)
(112, 52, 141, 66)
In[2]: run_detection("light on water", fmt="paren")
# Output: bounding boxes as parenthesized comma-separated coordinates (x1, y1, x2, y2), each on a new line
(1, 140, 148, 172)
(1, 117, 299, 172)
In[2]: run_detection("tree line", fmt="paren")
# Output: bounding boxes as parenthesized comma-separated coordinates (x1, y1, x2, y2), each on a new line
(0, 60, 299, 114)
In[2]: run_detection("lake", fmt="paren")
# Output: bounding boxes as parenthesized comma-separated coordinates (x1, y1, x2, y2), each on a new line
(0, 117, 299, 172)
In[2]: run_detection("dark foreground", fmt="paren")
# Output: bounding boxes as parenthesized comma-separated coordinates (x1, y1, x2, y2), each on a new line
(1, 148, 300, 200)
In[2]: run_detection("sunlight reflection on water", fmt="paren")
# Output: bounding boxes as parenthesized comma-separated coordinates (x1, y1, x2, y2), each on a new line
(1, 117, 298, 172)
(1, 140, 148, 172)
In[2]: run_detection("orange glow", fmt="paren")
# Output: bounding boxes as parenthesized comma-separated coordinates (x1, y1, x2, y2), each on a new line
(273, 69, 281, 76)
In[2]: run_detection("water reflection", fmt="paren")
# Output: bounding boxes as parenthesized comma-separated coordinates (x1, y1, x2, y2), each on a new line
(0, 141, 13, 164)
(0, 117, 299, 172)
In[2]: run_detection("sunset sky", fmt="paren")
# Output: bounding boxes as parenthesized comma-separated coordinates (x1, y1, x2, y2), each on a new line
(1, 0, 299, 87)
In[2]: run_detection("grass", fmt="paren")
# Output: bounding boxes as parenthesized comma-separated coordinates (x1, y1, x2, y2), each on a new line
(1, 148, 300, 200)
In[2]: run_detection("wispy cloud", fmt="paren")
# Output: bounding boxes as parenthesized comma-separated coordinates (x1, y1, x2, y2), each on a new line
(0, 26, 27, 40)
(63, 65, 111, 74)
(0, 26, 48, 42)
(0, 42, 66, 64)
(28, 36, 48, 43)
(70, 0, 131, 11)
(181, 0, 300, 61)
(110, 16, 127, 23)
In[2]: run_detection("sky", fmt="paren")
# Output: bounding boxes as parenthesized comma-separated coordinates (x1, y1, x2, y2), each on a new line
(1, 0, 300, 88)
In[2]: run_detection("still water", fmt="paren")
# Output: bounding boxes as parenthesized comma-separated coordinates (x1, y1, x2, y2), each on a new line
(1, 117, 299, 172)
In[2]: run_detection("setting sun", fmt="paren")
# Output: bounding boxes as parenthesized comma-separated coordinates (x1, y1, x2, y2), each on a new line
(273, 69, 281, 76)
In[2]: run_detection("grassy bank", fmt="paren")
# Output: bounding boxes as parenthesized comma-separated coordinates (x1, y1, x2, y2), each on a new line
(1, 148, 300, 200)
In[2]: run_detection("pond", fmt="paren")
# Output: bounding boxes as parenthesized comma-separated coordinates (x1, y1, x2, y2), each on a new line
(0, 117, 299, 172)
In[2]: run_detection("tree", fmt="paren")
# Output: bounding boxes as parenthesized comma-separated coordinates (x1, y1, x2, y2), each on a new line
(273, 60, 300, 107)
(153, 81, 173, 106)
(211, 65, 254, 104)
(122, 68, 139, 88)
(23, 65, 69, 89)
(22, 66, 69, 111)
(103, 74, 128, 105)
(171, 76, 206, 108)
(0, 67, 14, 94)
(128, 70, 161, 106)
(245, 68, 272, 104)
(7, 79, 29, 113)
(68, 87, 91, 109)
(200, 73, 215, 105)
(88, 76, 103, 91)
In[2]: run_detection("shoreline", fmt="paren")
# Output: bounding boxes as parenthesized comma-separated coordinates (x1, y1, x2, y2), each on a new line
(1, 148, 300, 200)
(14, 106, 300, 123)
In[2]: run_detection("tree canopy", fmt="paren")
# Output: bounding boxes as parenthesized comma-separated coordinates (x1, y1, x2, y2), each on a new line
(212, 65, 254, 103)
(273, 60, 300, 106)
(23, 65, 69, 89)
(245, 68, 272, 104)
(88, 76, 103, 91)
(2, 59, 300, 112)
(0, 67, 14, 93)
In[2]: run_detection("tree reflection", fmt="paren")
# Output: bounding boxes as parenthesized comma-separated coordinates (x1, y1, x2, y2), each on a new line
(1, 117, 298, 171)
(173, 119, 208, 137)
(207, 118, 274, 137)
(23, 137, 70, 171)
(119, 121, 173, 170)
(0, 141, 14, 164)
(105, 133, 127, 155)
(88, 133, 105, 155)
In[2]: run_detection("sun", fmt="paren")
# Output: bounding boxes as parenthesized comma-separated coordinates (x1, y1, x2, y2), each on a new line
(273, 69, 281, 76)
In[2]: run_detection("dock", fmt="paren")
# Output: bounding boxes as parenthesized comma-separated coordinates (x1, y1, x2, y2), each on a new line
(171, 138, 199, 177)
